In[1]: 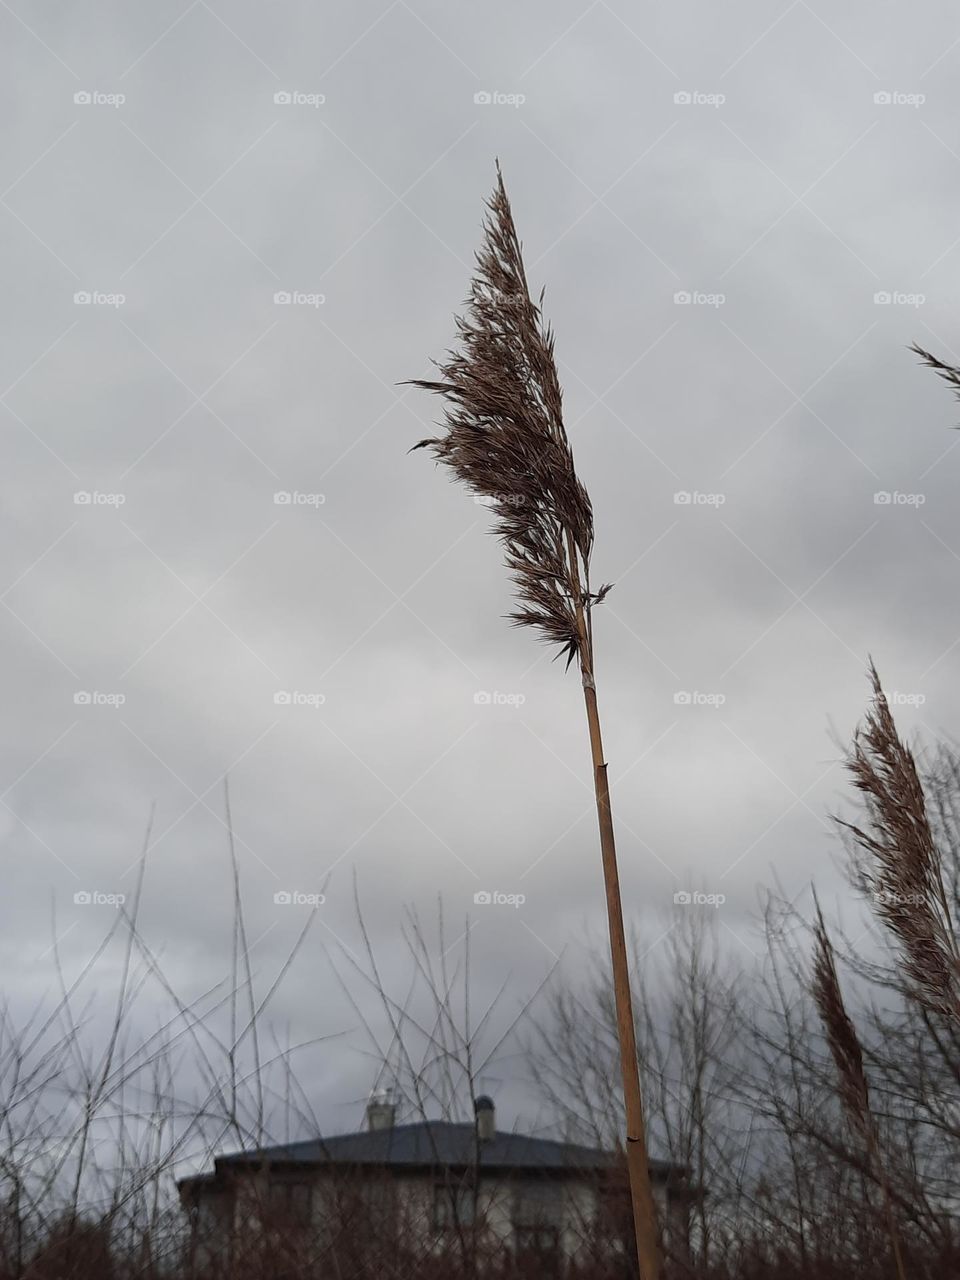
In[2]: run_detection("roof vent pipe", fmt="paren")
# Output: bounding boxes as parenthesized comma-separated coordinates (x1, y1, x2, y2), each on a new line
(474, 1095, 495, 1142)
(366, 1089, 396, 1131)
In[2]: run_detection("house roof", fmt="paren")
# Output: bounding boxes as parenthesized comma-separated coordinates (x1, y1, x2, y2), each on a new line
(181, 1121, 682, 1187)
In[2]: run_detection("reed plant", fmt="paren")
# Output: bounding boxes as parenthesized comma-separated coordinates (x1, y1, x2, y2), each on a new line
(407, 165, 660, 1280)
(810, 896, 906, 1280)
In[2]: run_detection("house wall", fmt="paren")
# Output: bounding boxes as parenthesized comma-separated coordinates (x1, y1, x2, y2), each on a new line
(188, 1162, 683, 1271)
(185, 1188, 233, 1273)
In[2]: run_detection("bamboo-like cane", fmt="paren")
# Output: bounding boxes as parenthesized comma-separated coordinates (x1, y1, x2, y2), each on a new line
(407, 165, 661, 1280)
(568, 536, 661, 1280)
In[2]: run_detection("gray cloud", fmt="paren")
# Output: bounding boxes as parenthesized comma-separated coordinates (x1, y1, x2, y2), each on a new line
(2, 0, 959, 1145)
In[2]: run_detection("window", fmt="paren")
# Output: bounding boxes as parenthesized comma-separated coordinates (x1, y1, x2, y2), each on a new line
(512, 1181, 562, 1263)
(515, 1225, 560, 1256)
(268, 1179, 312, 1226)
(433, 1180, 476, 1229)
(359, 1175, 397, 1233)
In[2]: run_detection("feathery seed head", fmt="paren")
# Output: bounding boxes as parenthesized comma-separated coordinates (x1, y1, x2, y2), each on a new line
(811, 902, 871, 1134)
(407, 165, 608, 669)
(838, 660, 960, 1019)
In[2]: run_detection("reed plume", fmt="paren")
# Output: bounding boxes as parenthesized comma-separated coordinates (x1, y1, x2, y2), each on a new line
(407, 165, 660, 1280)
(811, 900, 871, 1133)
(837, 661, 960, 1021)
(810, 897, 906, 1280)
(909, 342, 960, 412)
(408, 165, 609, 669)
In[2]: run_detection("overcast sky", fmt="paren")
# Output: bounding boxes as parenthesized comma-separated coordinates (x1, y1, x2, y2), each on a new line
(2, 0, 960, 1151)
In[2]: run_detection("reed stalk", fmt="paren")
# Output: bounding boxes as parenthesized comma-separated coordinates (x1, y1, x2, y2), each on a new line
(407, 164, 660, 1280)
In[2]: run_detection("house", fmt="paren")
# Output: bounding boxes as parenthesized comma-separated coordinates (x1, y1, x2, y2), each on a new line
(178, 1094, 691, 1276)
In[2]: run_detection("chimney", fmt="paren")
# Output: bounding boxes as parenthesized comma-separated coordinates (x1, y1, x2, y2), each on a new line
(366, 1090, 396, 1131)
(474, 1095, 495, 1142)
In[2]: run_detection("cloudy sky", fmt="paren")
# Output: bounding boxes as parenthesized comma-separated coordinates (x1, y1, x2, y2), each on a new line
(2, 0, 960, 1149)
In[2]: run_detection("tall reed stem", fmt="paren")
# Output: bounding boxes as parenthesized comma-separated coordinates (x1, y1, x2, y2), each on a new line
(570, 556, 660, 1280)
(409, 165, 662, 1279)
(869, 1129, 907, 1280)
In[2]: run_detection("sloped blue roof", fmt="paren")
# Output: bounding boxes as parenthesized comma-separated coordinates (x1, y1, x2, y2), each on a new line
(209, 1121, 678, 1178)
